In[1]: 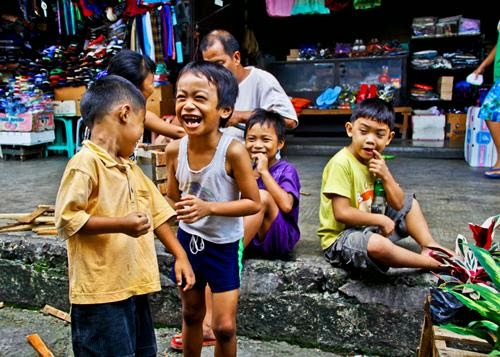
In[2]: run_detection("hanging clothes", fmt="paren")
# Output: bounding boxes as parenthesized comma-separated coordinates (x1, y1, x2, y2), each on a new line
(150, 9, 164, 63)
(265, 0, 294, 17)
(142, 12, 155, 62)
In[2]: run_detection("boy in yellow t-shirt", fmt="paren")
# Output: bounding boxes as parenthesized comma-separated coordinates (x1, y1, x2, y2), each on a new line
(55, 75, 194, 356)
(318, 98, 450, 273)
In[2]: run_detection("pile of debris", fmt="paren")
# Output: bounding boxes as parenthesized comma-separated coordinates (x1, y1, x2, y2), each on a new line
(0, 205, 56, 236)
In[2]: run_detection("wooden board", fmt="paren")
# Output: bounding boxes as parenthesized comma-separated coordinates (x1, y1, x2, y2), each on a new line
(41, 304, 71, 323)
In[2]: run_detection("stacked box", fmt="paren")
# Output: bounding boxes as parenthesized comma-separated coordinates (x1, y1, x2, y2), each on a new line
(437, 76, 453, 100)
(0, 111, 55, 132)
(464, 106, 498, 167)
(54, 86, 87, 117)
(412, 114, 446, 140)
(146, 85, 175, 117)
(446, 113, 467, 143)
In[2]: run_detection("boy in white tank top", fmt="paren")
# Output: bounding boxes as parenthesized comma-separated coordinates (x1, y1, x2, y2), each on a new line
(165, 61, 260, 356)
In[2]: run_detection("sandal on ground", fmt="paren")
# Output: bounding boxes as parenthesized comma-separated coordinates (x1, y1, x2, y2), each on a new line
(170, 333, 217, 351)
(484, 167, 500, 179)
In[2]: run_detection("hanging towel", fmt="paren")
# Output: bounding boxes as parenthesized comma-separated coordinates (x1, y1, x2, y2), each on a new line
(266, 0, 294, 17)
(142, 12, 155, 62)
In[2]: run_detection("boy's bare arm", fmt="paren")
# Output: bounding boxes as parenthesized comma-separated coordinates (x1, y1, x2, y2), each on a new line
(79, 212, 151, 238)
(259, 169, 294, 213)
(165, 140, 181, 203)
(155, 222, 195, 291)
(369, 150, 404, 210)
(332, 195, 395, 236)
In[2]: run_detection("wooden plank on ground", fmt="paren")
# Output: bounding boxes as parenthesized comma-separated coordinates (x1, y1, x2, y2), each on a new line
(41, 304, 71, 323)
(26, 334, 54, 357)
(0, 224, 34, 233)
(32, 226, 58, 236)
(17, 206, 50, 224)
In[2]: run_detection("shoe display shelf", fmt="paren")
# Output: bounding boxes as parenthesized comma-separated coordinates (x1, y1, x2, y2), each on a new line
(408, 32, 484, 111)
(267, 55, 409, 137)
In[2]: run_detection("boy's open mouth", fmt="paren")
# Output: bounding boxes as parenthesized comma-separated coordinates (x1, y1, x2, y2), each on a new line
(182, 115, 202, 128)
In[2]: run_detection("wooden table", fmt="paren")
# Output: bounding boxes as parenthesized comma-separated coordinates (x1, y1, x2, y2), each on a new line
(299, 107, 412, 138)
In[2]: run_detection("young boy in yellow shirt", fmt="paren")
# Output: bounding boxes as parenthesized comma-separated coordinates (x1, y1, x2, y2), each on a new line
(318, 98, 450, 273)
(55, 74, 194, 355)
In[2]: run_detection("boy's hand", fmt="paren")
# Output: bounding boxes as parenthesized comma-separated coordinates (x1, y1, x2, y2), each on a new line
(377, 214, 395, 237)
(174, 256, 195, 292)
(368, 150, 390, 180)
(175, 194, 210, 223)
(251, 153, 269, 175)
(122, 212, 151, 237)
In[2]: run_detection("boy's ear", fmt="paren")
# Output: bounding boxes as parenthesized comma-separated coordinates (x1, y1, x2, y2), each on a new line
(219, 106, 233, 120)
(277, 139, 285, 151)
(345, 121, 353, 137)
(386, 131, 395, 145)
(118, 104, 131, 123)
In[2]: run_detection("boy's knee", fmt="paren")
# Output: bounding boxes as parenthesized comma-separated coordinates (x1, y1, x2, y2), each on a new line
(212, 319, 236, 342)
(367, 233, 393, 258)
(182, 305, 205, 325)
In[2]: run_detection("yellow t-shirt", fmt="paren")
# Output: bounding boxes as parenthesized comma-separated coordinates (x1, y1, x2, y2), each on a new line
(55, 140, 175, 304)
(318, 147, 374, 250)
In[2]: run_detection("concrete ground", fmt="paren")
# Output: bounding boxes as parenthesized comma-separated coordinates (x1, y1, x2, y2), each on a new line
(1, 142, 497, 254)
(0, 141, 499, 355)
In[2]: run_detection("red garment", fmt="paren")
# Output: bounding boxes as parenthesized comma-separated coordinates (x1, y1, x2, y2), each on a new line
(123, 0, 156, 18)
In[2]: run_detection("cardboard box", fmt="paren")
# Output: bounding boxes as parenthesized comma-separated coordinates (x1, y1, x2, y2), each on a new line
(437, 76, 453, 100)
(0, 111, 55, 132)
(464, 106, 498, 167)
(446, 113, 466, 142)
(0, 130, 55, 145)
(53, 100, 81, 117)
(54, 86, 86, 101)
(412, 114, 446, 140)
(149, 85, 174, 101)
(147, 97, 175, 117)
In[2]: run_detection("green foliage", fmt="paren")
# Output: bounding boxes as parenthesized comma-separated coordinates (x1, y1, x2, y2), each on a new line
(435, 215, 500, 355)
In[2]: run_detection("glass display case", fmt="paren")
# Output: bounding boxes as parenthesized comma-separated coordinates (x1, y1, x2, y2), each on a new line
(267, 55, 408, 105)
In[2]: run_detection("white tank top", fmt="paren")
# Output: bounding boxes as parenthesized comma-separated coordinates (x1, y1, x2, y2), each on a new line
(176, 133, 243, 244)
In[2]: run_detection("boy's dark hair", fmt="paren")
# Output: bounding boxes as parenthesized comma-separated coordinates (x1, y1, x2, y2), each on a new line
(350, 98, 395, 130)
(245, 109, 286, 142)
(177, 61, 238, 127)
(107, 50, 156, 89)
(81, 75, 146, 128)
(199, 29, 240, 56)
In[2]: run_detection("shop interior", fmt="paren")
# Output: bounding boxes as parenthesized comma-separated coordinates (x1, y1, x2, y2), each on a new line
(0, 0, 497, 158)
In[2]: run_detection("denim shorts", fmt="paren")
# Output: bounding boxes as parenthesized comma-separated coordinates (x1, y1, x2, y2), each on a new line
(71, 294, 156, 357)
(324, 193, 414, 273)
(170, 227, 242, 293)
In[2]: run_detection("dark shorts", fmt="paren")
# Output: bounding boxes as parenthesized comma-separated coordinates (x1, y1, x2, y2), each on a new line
(324, 193, 414, 273)
(245, 211, 300, 259)
(71, 294, 156, 357)
(170, 228, 242, 293)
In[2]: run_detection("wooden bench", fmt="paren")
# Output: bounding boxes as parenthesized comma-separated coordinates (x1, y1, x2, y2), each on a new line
(299, 106, 412, 139)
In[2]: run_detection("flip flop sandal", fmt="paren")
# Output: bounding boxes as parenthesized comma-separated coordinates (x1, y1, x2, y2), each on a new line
(484, 168, 500, 179)
(170, 333, 217, 351)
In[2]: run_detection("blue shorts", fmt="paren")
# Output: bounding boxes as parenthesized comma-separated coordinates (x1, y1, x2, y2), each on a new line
(170, 228, 242, 293)
(71, 294, 156, 357)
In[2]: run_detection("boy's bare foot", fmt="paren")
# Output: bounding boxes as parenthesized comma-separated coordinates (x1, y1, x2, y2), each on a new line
(203, 323, 216, 340)
(421, 244, 454, 258)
